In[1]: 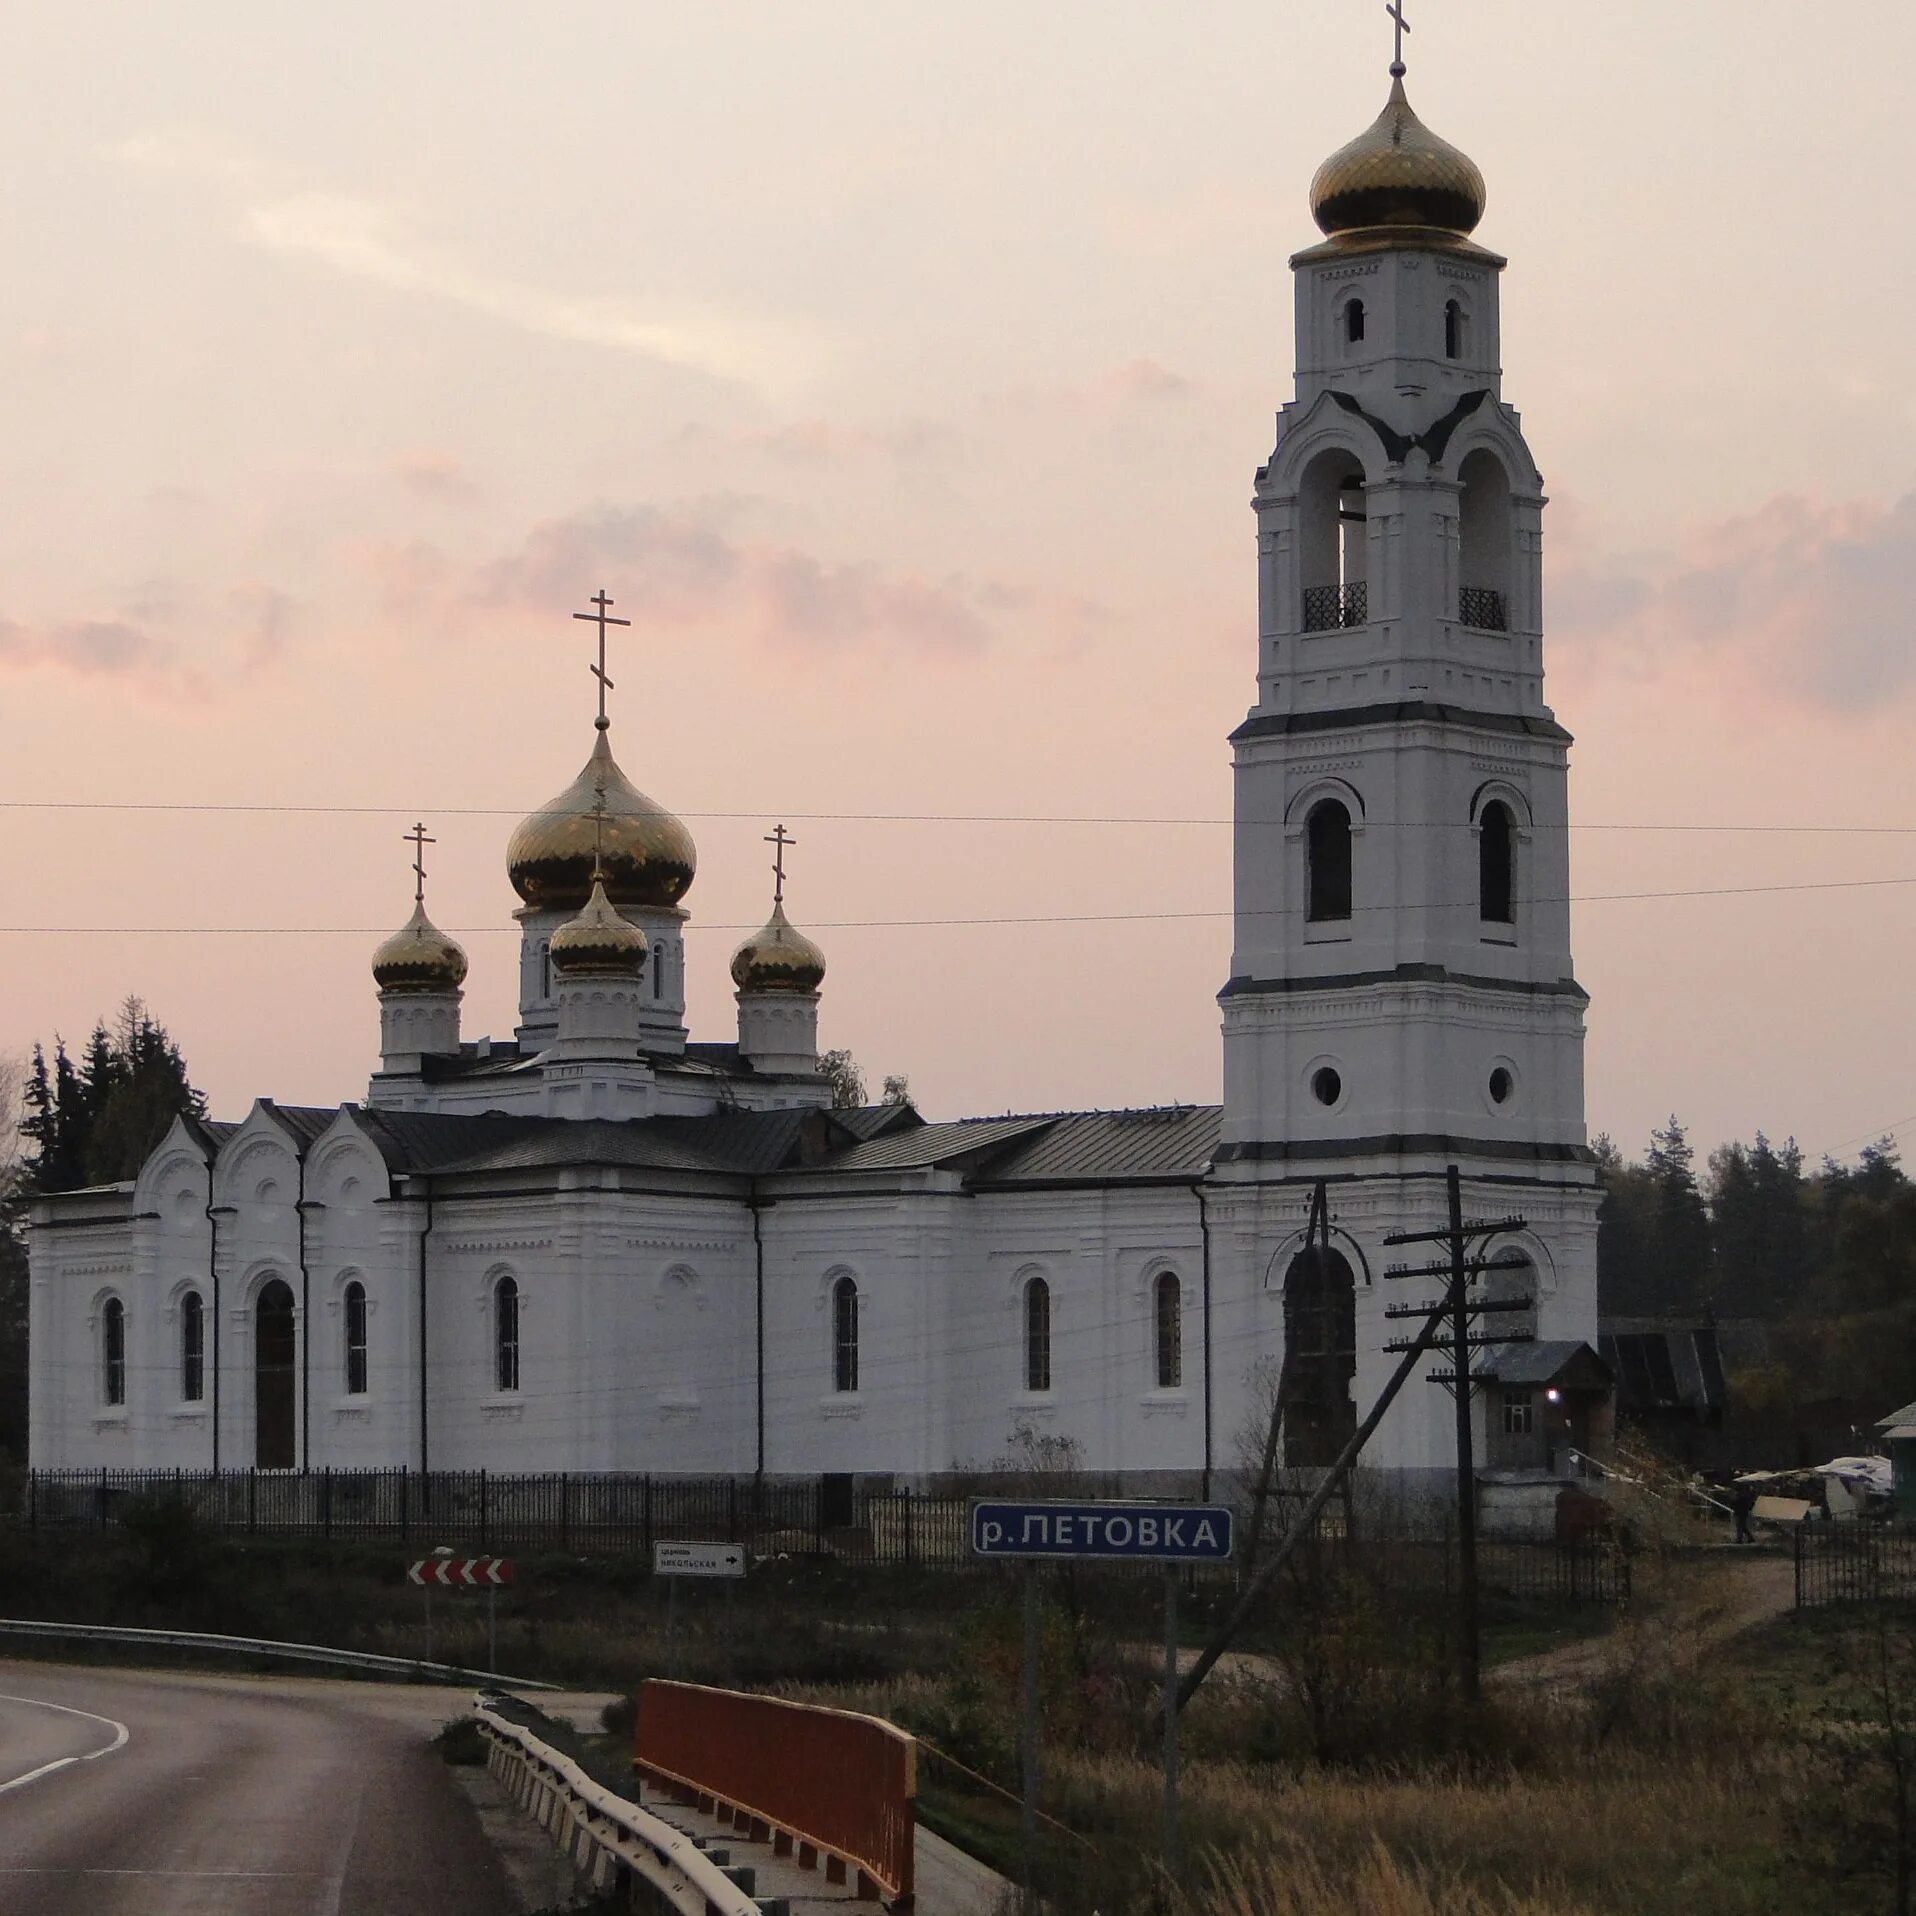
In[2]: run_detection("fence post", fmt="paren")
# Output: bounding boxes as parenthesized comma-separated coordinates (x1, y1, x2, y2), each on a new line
(728, 1477, 739, 1544)
(323, 1467, 333, 1542)
(26, 1471, 35, 1532)
(561, 1473, 571, 1553)
(643, 1475, 653, 1557)
(480, 1469, 489, 1554)
(903, 1488, 914, 1568)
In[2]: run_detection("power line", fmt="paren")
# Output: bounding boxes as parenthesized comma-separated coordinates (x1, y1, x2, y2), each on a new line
(0, 797, 1914, 836)
(2, 870, 1915, 935)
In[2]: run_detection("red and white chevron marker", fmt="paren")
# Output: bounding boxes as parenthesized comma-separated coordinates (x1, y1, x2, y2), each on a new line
(406, 1557, 514, 1587)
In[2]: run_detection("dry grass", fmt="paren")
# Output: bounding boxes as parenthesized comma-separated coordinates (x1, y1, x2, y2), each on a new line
(1184, 1839, 1588, 1916)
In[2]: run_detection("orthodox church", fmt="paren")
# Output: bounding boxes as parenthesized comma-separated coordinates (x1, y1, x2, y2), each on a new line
(28, 54, 1608, 1499)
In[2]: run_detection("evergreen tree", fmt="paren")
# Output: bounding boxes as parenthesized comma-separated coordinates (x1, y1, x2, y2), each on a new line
(1709, 1131, 1813, 1315)
(1644, 1114, 1714, 1313)
(1594, 1133, 1664, 1318)
(21, 999, 204, 1194)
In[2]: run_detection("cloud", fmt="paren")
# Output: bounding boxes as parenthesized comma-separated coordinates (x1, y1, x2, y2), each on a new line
(988, 357, 1200, 419)
(482, 502, 997, 656)
(675, 417, 959, 467)
(0, 587, 298, 695)
(390, 450, 480, 503)
(1552, 490, 1916, 710)
(0, 616, 180, 682)
(114, 130, 805, 388)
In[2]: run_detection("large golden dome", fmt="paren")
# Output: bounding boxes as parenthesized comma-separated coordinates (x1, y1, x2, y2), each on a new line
(507, 727, 697, 914)
(372, 902, 469, 994)
(548, 873, 650, 977)
(730, 901, 826, 995)
(1310, 78, 1486, 238)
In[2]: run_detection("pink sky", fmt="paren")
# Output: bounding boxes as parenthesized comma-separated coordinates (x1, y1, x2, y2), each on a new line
(1, 3, 1912, 1165)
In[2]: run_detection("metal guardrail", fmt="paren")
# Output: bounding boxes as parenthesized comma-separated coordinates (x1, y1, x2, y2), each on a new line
(476, 1702, 766, 1916)
(0, 1617, 559, 1690)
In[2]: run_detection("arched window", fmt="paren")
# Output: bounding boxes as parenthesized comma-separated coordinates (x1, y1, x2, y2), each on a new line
(652, 941, 664, 1001)
(539, 941, 552, 998)
(1344, 298, 1366, 346)
(180, 1290, 204, 1403)
(102, 1297, 126, 1407)
(831, 1276, 859, 1393)
(1445, 299, 1464, 359)
(1023, 1277, 1052, 1393)
(1480, 801, 1515, 924)
(1154, 1272, 1182, 1390)
(343, 1280, 368, 1395)
(1281, 1247, 1357, 1466)
(494, 1275, 520, 1393)
(1306, 800, 1354, 923)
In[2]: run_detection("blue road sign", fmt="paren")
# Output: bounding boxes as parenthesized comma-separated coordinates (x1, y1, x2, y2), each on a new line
(970, 1499, 1235, 1563)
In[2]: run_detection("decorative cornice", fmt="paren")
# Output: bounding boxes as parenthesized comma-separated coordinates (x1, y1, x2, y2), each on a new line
(1219, 964, 1587, 1003)
(1233, 702, 1572, 745)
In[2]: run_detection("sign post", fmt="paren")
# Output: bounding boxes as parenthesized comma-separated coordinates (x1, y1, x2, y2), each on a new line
(970, 1500, 1234, 1904)
(652, 1542, 748, 1683)
(406, 1556, 515, 1670)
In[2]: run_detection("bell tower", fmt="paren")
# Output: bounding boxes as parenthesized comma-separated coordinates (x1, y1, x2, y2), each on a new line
(1216, 50, 1601, 1467)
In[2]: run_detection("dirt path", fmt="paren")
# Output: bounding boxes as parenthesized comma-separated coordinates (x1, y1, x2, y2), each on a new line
(1491, 1548, 1796, 1691)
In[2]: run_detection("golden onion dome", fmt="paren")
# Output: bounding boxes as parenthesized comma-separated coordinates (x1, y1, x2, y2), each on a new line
(1310, 78, 1486, 238)
(372, 902, 469, 995)
(548, 873, 650, 978)
(507, 727, 697, 914)
(731, 901, 826, 995)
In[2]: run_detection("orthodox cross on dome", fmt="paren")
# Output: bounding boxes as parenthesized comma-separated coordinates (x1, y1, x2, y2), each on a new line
(573, 589, 631, 732)
(1387, 0, 1410, 76)
(766, 823, 795, 907)
(404, 821, 435, 907)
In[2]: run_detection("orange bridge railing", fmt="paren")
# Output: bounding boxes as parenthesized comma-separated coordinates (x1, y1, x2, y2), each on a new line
(635, 1679, 917, 1908)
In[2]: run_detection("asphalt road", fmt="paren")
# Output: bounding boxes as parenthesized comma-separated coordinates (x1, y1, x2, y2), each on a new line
(0, 1661, 520, 1914)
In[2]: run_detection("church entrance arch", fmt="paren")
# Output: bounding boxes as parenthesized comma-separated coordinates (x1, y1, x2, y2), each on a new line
(1281, 1246, 1357, 1468)
(254, 1278, 297, 1470)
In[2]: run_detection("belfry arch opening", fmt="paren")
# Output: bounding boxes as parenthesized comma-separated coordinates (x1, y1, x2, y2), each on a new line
(1298, 449, 1368, 631)
(1457, 449, 1512, 631)
(1281, 1245, 1357, 1467)
(254, 1278, 296, 1470)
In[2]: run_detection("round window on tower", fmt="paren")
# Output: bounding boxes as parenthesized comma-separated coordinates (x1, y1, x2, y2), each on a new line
(1486, 1062, 1520, 1111)
(1312, 1067, 1343, 1108)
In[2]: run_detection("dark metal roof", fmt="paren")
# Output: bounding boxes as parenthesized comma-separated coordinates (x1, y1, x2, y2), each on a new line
(1482, 1340, 1612, 1388)
(970, 1107, 1222, 1185)
(811, 1116, 1058, 1175)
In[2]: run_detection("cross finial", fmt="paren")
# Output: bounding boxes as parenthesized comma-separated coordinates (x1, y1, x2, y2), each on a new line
(404, 822, 435, 907)
(1387, 0, 1409, 76)
(766, 823, 796, 907)
(572, 589, 631, 732)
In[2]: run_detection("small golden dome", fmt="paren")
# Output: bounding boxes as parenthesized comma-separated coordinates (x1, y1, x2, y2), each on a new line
(507, 728, 697, 915)
(549, 874, 650, 977)
(1310, 78, 1486, 238)
(372, 902, 469, 995)
(731, 901, 826, 995)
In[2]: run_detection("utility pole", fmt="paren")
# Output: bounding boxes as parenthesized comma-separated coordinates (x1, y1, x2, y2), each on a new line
(1382, 1166, 1533, 1704)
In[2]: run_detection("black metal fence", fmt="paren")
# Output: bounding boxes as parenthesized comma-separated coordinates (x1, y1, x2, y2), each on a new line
(1794, 1524, 1916, 1608)
(1, 1468, 1630, 1602)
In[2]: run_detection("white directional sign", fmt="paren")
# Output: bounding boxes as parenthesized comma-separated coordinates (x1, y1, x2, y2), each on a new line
(652, 1540, 747, 1579)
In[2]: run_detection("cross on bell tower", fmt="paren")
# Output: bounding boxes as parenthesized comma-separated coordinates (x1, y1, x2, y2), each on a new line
(573, 589, 631, 732)
(405, 822, 435, 906)
(766, 823, 795, 907)
(1387, 0, 1410, 77)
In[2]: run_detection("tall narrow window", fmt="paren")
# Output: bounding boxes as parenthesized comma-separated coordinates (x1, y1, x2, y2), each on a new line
(343, 1280, 368, 1395)
(1306, 800, 1354, 923)
(1023, 1277, 1052, 1393)
(1479, 802, 1515, 925)
(652, 941, 664, 1000)
(1445, 299, 1464, 359)
(1344, 298, 1365, 346)
(102, 1297, 126, 1407)
(831, 1275, 859, 1393)
(539, 941, 551, 998)
(1154, 1272, 1182, 1389)
(494, 1275, 520, 1393)
(180, 1290, 204, 1403)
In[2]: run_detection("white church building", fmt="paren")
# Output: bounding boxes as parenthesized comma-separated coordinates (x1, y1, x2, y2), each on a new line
(29, 60, 1607, 1499)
